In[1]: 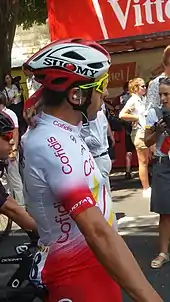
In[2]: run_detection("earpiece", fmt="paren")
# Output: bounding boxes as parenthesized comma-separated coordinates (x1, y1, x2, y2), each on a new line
(72, 88, 83, 106)
(73, 93, 82, 105)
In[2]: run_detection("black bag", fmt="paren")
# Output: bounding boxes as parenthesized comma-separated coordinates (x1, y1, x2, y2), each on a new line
(106, 107, 123, 132)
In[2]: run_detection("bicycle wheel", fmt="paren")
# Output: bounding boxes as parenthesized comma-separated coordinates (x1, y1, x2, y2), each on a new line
(0, 214, 12, 242)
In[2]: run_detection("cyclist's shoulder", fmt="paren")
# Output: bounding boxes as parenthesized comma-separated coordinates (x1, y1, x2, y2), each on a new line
(23, 127, 75, 166)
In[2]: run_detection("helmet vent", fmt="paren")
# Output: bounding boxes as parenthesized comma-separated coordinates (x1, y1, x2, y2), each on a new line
(88, 62, 103, 69)
(51, 77, 68, 85)
(62, 51, 86, 60)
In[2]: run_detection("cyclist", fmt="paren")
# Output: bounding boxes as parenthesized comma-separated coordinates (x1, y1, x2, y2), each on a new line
(22, 39, 162, 302)
(0, 110, 36, 232)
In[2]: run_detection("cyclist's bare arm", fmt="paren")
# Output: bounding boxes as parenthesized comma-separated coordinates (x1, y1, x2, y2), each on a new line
(0, 196, 37, 233)
(75, 207, 162, 302)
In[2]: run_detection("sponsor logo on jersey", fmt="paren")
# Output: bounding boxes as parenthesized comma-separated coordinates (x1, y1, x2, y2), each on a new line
(53, 201, 72, 244)
(80, 144, 86, 155)
(69, 197, 94, 215)
(47, 137, 72, 174)
(70, 135, 77, 143)
(53, 120, 72, 132)
(84, 155, 95, 176)
(43, 56, 98, 78)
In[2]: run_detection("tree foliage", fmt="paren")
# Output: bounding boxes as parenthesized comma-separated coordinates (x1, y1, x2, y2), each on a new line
(18, 0, 47, 29)
(0, 0, 47, 88)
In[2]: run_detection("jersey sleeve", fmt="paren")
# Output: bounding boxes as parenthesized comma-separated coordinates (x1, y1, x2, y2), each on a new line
(81, 124, 101, 150)
(0, 181, 8, 207)
(145, 108, 158, 129)
(43, 136, 96, 219)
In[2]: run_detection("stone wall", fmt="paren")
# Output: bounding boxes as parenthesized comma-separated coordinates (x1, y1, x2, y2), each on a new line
(12, 24, 50, 67)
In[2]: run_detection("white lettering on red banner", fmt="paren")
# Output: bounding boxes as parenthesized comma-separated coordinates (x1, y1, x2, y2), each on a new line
(47, 0, 170, 41)
(108, 0, 170, 30)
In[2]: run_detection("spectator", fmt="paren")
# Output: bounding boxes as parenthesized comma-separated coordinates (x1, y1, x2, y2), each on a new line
(0, 92, 24, 207)
(119, 82, 135, 179)
(3, 73, 25, 138)
(146, 45, 170, 110)
(0, 111, 37, 232)
(22, 63, 41, 97)
(146, 76, 157, 91)
(145, 77, 170, 268)
(103, 90, 116, 165)
(119, 78, 151, 198)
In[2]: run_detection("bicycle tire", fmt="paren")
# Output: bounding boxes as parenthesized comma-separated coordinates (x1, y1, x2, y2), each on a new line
(0, 215, 12, 242)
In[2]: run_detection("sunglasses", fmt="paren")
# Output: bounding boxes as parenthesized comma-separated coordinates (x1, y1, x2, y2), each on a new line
(79, 73, 109, 94)
(0, 131, 13, 142)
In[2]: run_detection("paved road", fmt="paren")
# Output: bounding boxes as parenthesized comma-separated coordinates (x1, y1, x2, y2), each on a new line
(111, 172, 170, 301)
(0, 172, 169, 301)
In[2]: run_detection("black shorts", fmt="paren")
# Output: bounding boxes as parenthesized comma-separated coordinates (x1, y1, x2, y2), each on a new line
(0, 180, 8, 208)
(125, 133, 135, 153)
(107, 136, 116, 160)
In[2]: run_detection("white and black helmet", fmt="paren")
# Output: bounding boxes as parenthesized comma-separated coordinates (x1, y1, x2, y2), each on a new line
(26, 38, 111, 91)
(0, 111, 14, 134)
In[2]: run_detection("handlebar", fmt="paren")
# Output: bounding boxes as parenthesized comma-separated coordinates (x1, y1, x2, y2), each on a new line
(0, 284, 48, 302)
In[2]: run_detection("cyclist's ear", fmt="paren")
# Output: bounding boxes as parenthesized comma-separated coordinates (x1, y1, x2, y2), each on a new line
(68, 87, 82, 106)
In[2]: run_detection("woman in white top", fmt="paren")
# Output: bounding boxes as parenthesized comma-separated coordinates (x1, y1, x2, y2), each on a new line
(119, 78, 151, 198)
(3, 74, 22, 106)
(3, 73, 26, 138)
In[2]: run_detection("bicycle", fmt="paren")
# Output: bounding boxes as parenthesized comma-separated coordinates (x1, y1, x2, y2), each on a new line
(0, 231, 47, 302)
(0, 214, 12, 242)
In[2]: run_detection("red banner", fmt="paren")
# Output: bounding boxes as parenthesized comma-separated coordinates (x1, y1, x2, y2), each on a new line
(47, 0, 170, 41)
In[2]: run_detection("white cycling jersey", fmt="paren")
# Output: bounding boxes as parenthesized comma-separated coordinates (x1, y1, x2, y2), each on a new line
(22, 112, 116, 286)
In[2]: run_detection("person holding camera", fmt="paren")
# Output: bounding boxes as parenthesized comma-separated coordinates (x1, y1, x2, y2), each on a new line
(145, 77, 170, 269)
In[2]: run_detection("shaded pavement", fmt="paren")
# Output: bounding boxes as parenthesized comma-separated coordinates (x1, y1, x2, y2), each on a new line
(0, 172, 169, 301)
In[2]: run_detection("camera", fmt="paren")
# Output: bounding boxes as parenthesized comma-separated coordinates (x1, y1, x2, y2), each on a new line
(162, 107, 170, 135)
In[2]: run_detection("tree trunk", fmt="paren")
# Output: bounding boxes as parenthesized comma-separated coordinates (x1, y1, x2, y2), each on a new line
(0, 0, 19, 90)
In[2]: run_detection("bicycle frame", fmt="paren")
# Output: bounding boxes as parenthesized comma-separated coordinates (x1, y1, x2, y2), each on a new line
(0, 243, 33, 288)
(0, 241, 47, 301)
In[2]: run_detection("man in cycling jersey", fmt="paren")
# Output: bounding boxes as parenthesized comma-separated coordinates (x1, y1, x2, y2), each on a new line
(0, 111, 36, 232)
(22, 39, 162, 302)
